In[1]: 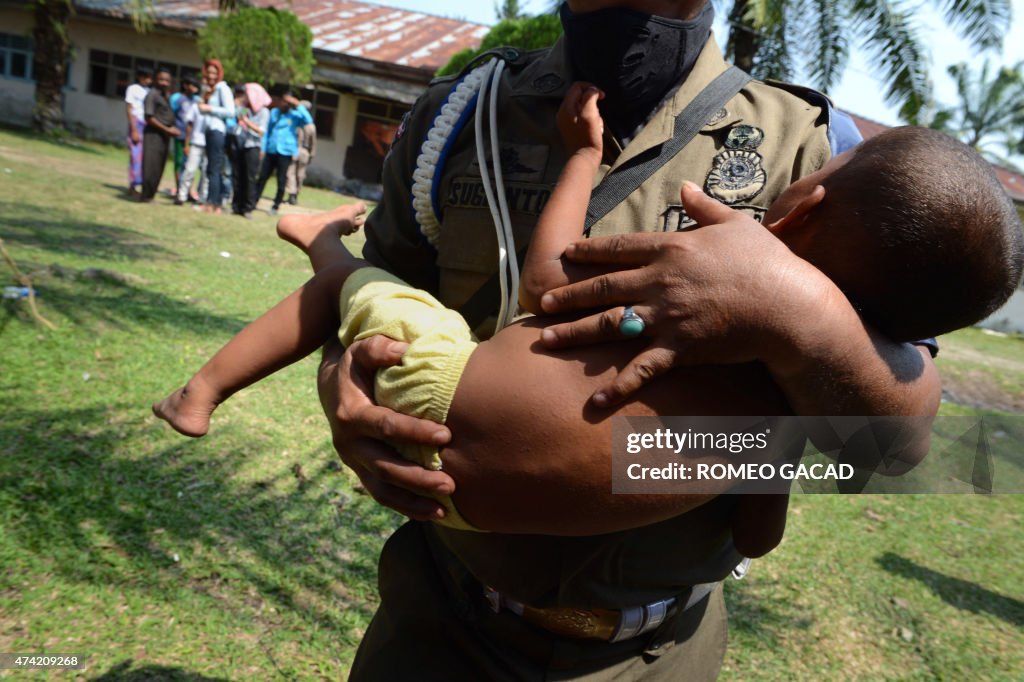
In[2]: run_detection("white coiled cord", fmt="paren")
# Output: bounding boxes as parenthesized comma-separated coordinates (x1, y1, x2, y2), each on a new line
(410, 57, 519, 331)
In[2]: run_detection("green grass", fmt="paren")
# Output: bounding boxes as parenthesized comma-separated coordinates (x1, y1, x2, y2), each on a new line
(1, 127, 1021, 680)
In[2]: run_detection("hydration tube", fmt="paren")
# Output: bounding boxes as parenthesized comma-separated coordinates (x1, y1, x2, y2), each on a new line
(410, 56, 519, 331)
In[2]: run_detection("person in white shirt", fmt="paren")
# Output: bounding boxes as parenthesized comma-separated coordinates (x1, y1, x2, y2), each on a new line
(124, 66, 152, 196)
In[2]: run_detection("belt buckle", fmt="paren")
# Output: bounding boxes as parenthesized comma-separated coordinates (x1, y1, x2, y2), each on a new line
(483, 586, 501, 613)
(609, 599, 674, 643)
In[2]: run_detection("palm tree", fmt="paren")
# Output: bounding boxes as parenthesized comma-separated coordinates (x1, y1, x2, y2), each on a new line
(724, 0, 1011, 123)
(31, 0, 72, 134)
(31, 0, 249, 133)
(929, 59, 1024, 170)
(495, 0, 524, 21)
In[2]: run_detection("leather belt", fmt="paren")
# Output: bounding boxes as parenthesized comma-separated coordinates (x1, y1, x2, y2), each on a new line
(484, 582, 718, 643)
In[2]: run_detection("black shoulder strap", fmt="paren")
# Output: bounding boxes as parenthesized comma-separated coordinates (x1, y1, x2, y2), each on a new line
(458, 66, 752, 331)
(582, 66, 751, 234)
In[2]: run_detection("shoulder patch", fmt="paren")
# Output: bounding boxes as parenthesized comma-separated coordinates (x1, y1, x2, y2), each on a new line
(533, 72, 564, 93)
(429, 74, 460, 86)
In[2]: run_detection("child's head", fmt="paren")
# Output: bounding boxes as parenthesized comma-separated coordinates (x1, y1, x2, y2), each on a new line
(763, 126, 1024, 341)
(135, 66, 153, 87)
(234, 83, 249, 108)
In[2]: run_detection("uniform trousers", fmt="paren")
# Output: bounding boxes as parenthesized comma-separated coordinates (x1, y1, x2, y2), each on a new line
(349, 522, 728, 681)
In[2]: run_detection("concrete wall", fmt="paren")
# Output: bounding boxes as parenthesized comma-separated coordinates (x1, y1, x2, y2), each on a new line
(305, 90, 359, 189)
(978, 289, 1024, 334)
(0, 6, 36, 126)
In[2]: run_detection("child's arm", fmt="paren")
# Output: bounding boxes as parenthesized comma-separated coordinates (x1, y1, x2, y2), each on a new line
(518, 83, 605, 314)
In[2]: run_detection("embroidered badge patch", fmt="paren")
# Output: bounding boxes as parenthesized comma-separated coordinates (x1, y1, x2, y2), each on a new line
(533, 73, 565, 93)
(704, 150, 766, 204)
(468, 143, 549, 182)
(446, 177, 552, 215)
(724, 124, 765, 150)
(705, 107, 728, 127)
(661, 205, 698, 232)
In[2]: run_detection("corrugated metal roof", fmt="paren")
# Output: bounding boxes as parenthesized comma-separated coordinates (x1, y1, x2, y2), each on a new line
(75, 0, 489, 73)
(844, 111, 1024, 204)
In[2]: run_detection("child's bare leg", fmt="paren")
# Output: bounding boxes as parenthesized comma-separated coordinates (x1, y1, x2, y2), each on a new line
(277, 201, 367, 273)
(153, 257, 365, 436)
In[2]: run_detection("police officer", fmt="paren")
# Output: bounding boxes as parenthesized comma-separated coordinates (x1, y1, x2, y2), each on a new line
(318, 0, 941, 678)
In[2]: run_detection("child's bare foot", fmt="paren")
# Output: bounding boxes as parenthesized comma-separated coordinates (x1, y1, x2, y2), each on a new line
(152, 375, 221, 438)
(277, 202, 368, 252)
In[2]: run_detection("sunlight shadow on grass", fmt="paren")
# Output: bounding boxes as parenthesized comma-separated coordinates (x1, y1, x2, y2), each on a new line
(0, 264, 250, 336)
(0, 200, 172, 262)
(1, 404, 384, 635)
(876, 552, 1024, 628)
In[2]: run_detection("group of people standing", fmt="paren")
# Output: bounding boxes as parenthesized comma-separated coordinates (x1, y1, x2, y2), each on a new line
(124, 59, 318, 217)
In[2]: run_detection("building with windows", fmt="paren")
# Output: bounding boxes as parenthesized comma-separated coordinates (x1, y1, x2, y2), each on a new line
(0, 0, 488, 188)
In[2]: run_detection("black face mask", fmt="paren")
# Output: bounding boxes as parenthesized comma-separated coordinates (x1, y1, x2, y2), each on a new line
(560, 2, 715, 139)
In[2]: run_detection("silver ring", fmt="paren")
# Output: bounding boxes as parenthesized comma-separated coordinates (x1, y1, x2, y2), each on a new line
(619, 306, 645, 337)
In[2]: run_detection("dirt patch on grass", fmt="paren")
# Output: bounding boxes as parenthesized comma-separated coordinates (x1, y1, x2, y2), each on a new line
(940, 344, 1024, 374)
(0, 142, 122, 185)
(941, 369, 1024, 413)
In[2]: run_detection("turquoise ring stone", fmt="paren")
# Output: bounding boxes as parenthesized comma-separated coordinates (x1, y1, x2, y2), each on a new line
(619, 306, 645, 337)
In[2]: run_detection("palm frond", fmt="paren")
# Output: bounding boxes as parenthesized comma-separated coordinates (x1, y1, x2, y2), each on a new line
(850, 0, 932, 122)
(940, 59, 1024, 158)
(933, 0, 1010, 51)
(748, 0, 794, 81)
(802, 0, 848, 92)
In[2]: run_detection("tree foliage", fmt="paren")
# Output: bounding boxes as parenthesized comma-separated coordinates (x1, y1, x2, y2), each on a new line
(494, 0, 524, 21)
(724, 0, 1012, 123)
(197, 7, 314, 85)
(437, 13, 562, 77)
(929, 59, 1024, 169)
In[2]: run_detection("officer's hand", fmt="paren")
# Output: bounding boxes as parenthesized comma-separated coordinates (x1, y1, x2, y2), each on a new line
(539, 182, 837, 407)
(318, 336, 454, 521)
(557, 82, 604, 155)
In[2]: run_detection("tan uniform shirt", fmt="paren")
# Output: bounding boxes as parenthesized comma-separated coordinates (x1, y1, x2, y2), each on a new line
(363, 36, 833, 609)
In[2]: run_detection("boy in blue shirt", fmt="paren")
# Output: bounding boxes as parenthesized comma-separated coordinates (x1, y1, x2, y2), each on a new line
(256, 89, 313, 215)
(169, 76, 200, 195)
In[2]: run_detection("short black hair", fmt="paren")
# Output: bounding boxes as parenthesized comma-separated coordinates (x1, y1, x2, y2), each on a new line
(182, 75, 199, 88)
(136, 66, 152, 77)
(155, 66, 173, 77)
(234, 83, 247, 96)
(269, 83, 292, 98)
(807, 126, 1024, 341)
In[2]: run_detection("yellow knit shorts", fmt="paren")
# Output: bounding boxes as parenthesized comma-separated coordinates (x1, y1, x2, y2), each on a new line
(339, 267, 480, 531)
